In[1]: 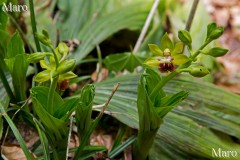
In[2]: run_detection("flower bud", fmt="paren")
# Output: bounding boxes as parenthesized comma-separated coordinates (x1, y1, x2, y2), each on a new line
(204, 47, 228, 57)
(58, 42, 69, 55)
(207, 27, 224, 41)
(207, 23, 217, 38)
(34, 70, 51, 82)
(56, 59, 75, 75)
(36, 30, 52, 47)
(178, 30, 192, 49)
(188, 66, 209, 77)
(27, 52, 50, 63)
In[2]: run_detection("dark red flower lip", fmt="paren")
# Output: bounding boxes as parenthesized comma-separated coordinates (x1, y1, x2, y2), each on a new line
(158, 62, 175, 73)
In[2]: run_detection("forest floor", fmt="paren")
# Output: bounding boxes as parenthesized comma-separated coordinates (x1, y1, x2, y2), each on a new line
(203, 0, 240, 93)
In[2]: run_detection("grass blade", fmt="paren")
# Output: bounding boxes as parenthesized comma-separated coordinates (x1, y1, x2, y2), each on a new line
(109, 135, 137, 159)
(0, 102, 34, 160)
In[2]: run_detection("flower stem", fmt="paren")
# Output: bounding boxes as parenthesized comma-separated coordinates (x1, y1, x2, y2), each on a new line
(29, 0, 41, 52)
(50, 46, 59, 68)
(47, 76, 58, 114)
(149, 70, 178, 100)
(191, 41, 210, 60)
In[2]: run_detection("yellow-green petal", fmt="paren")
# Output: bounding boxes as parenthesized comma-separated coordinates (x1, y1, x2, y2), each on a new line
(34, 70, 51, 82)
(143, 57, 160, 67)
(172, 54, 189, 65)
(58, 71, 77, 82)
(40, 60, 50, 69)
(172, 42, 184, 55)
(148, 44, 163, 56)
(160, 33, 174, 51)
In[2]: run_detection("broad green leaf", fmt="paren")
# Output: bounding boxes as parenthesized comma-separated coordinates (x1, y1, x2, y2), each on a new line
(160, 33, 174, 51)
(0, 5, 8, 30)
(34, 70, 51, 83)
(53, 98, 79, 120)
(137, 70, 163, 129)
(160, 91, 188, 107)
(0, 30, 10, 56)
(104, 53, 129, 71)
(104, 52, 147, 72)
(133, 69, 165, 159)
(69, 1, 152, 63)
(7, 54, 28, 101)
(31, 96, 67, 141)
(172, 54, 189, 65)
(4, 33, 27, 101)
(31, 86, 63, 114)
(4, 57, 15, 73)
(7, 32, 24, 58)
(94, 74, 240, 158)
(156, 91, 188, 118)
(148, 44, 163, 56)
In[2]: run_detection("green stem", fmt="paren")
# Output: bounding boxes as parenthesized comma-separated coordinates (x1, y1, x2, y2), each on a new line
(149, 71, 178, 100)
(133, 129, 158, 160)
(47, 76, 58, 114)
(29, 0, 41, 52)
(50, 46, 59, 68)
(0, 66, 15, 102)
(191, 41, 210, 60)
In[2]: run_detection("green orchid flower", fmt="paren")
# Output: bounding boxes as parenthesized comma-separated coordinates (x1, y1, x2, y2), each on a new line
(34, 42, 77, 83)
(144, 33, 190, 73)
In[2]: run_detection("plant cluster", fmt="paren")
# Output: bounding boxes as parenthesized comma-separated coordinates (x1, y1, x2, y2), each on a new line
(0, 0, 236, 160)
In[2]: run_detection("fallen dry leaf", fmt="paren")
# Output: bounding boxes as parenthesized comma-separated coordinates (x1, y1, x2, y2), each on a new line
(1, 145, 36, 160)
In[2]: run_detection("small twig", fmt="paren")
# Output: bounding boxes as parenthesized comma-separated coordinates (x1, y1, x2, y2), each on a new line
(66, 115, 74, 160)
(133, 0, 160, 53)
(35, 0, 51, 12)
(98, 83, 120, 118)
(182, 0, 199, 53)
(185, 0, 199, 31)
(96, 45, 102, 82)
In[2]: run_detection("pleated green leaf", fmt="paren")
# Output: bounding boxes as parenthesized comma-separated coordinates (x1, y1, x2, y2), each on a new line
(104, 52, 148, 72)
(31, 86, 63, 113)
(94, 74, 240, 159)
(66, 1, 152, 63)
